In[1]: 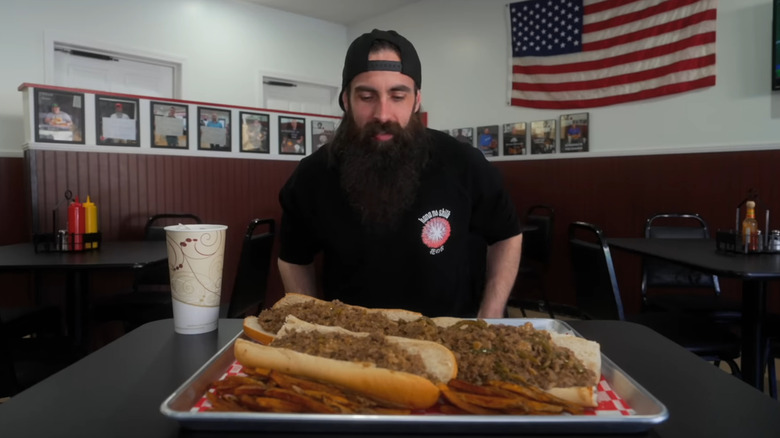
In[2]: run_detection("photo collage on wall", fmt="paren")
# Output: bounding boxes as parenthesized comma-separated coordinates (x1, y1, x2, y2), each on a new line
(445, 112, 589, 157)
(28, 86, 346, 159)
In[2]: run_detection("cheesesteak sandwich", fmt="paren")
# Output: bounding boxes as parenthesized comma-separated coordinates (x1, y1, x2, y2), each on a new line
(243, 294, 601, 408)
(235, 315, 458, 410)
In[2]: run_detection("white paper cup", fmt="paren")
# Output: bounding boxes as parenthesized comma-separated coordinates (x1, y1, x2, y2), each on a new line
(164, 224, 227, 334)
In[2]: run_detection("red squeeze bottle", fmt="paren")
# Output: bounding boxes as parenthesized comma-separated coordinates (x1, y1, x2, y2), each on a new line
(68, 197, 86, 251)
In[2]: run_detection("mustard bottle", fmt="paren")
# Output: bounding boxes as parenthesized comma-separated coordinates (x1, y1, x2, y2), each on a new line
(84, 196, 98, 249)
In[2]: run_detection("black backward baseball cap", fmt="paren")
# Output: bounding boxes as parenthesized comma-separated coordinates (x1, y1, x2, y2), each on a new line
(339, 29, 421, 110)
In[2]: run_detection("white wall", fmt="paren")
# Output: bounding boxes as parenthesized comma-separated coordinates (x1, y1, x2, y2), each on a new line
(4, 0, 779, 159)
(0, 0, 347, 157)
(350, 0, 780, 157)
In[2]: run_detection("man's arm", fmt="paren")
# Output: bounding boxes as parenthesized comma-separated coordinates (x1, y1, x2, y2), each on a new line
(477, 233, 523, 318)
(278, 258, 317, 297)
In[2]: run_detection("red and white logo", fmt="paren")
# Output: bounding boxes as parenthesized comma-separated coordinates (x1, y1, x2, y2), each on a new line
(419, 208, 451, 255)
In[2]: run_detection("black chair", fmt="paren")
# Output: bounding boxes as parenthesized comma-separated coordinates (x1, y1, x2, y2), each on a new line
(224, 218, 275, 318)
(763, 315, 780, 399)
(508, 205, 555, 318)
(91, 213, 202, 334)
(568, 221, 741, 376)
(641, 213, 741, 323)
(1, 306, 78, 397)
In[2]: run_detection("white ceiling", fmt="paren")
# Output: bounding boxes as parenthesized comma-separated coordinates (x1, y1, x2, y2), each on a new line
(243, 0, 420, 25)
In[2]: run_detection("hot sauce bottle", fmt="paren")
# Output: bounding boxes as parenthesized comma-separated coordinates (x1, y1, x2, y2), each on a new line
(742, 200, 759, 252)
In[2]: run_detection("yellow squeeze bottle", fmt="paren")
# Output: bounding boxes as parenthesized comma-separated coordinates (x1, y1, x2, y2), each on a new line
(84, 196, 98, 249)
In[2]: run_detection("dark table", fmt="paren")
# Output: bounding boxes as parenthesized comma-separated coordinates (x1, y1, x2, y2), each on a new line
(608, 237, 780, 389)
(0, 318, 777, 437)
(0, 241, 169, 349)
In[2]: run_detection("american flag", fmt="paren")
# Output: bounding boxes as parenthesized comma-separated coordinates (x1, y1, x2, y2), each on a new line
(508, 0, 717, 109)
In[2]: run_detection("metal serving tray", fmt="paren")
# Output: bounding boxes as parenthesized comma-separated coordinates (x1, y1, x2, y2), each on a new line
(161, 319, 668, 434)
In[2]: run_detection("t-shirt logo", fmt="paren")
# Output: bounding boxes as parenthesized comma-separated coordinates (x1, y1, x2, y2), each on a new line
(419, 208, 451, 255)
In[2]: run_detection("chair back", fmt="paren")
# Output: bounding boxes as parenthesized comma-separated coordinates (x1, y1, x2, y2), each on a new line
(521, 205, 554, 266)
(226, 218, 276, 318)
(568, 221, 625, 321)
(642, 213, 719, 294)
(144, 213, 203, 241)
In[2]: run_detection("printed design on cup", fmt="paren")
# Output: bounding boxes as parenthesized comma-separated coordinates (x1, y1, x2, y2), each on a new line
(166, 230, 225, 307)
(419, 208, 451, 255)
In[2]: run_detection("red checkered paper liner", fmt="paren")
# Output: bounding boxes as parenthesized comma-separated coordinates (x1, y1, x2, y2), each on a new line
(192, 360, 634, 416)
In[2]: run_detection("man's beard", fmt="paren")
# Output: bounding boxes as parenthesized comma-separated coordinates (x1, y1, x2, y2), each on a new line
(328, 109, 429, 233)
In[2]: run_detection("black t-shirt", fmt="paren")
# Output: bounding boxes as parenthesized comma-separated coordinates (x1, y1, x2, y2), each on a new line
(278, 129, 520, 317)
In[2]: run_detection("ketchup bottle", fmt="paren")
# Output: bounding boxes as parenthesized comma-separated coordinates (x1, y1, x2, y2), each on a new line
(68, 197, 86, 251)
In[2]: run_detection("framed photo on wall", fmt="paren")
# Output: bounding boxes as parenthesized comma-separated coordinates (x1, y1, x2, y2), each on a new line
(476, 125, 499, 157)
(198, 106, 231, 151)
(503, 122, 526, 156)
(95, 95, 140, 146)
(150, 102, 188, 149)
(530, 119, 556, 154)
(311, 119, 335, 151)
(559, 112, 589, 153)
(453, 127, 473, 146)
(279, 116, 306, 155)
(34, 88, 85, 144)
(240, 111, 270, 153)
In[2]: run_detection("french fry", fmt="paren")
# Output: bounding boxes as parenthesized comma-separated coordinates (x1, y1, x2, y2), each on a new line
(233, 384, 267, 396)
(447, 379, 515, 398)
(213, 375, 263, 391)
(265, 388, 341, 414)
(438, 384, 500, 415)
(206, 391, 249, 412)
(254, 396, 307, 413)
(244, 367, 273, 378)
(488, 380, 585, 415)
(270, 370, 346, 396)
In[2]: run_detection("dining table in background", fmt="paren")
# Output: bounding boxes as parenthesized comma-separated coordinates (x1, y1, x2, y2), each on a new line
(608, 237, 780, 390)
(0, 240, 169, 352)
(0, 318, 778, 438)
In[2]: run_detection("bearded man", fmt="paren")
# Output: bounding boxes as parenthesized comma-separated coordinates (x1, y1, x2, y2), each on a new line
(277, 29, 522, 318)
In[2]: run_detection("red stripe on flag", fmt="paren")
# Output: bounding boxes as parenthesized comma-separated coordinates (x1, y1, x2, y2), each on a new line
(513, 54, 715, 92)
(584, 0, 704, 33)
(584, 0, 643, 15)
(513, 32, 716, 75)
(510, 76, 716, 109)
(583, 9, 716, 52)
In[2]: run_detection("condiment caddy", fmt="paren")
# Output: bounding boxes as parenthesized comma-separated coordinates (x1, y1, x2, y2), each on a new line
(716, 191, 779, 254)
(32, 189, 101, 253)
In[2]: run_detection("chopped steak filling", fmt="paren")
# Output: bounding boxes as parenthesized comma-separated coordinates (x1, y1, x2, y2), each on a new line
(257, 301, 596, 390)
(270, 330, 434, 381)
